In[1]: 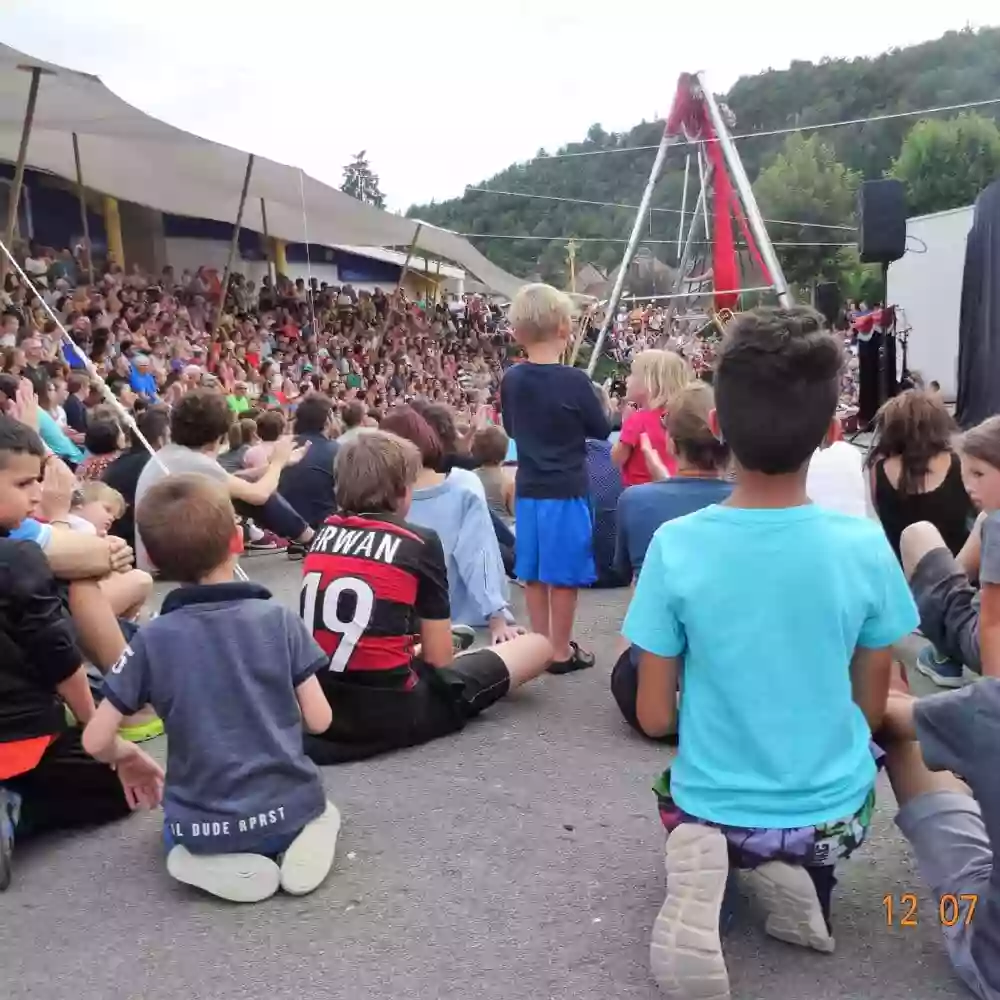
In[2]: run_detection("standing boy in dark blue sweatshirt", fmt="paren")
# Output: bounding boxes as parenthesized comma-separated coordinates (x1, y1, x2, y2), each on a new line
(500, 284, 611, 673)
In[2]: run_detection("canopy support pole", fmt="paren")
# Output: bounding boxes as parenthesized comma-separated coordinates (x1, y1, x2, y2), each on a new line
(260, 197, 274, 285)
(587, 128, 678, 375)
(71, 133, 95, 286)
(2, 66, 42, 279)
(215, 153, 254, 332)
(396, 224, 423, 297)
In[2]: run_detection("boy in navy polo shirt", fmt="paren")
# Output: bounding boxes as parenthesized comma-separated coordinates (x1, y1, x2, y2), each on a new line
(83, 474, 339, 904)
(500, 284, 611, 673)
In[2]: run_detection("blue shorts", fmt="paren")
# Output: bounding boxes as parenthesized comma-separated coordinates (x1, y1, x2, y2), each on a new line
(514, 496, 596, 587)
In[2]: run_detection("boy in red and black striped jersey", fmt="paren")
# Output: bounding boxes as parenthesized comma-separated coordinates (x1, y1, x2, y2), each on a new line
(301, 430, 553, 764)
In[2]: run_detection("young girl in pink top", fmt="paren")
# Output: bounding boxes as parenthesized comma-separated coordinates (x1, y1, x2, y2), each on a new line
(612, 349, 690, 486)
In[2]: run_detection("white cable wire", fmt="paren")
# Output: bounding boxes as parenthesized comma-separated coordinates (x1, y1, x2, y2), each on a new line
(0, 237, 252, 582)
(454, 233, 854, 247)
(531, 95, 1000, 160)
(465, 187, 857, 232)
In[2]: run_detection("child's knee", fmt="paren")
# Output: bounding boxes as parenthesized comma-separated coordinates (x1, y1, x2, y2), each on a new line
(900, 521, 944, 578)
(127, 569, 154, 602)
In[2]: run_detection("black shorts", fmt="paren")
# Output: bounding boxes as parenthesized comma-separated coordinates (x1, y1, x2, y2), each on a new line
(6, 728, 131, 836)
(910, 546, 981, 672)
(305, 649, 510, 765)
(610, 647, 677, 744)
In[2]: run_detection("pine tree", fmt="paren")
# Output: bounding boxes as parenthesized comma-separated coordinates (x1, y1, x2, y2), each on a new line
(341, 151, 386, 209)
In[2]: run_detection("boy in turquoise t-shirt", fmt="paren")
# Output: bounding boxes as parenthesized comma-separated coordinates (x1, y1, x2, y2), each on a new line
(623, 307, 918, 1000)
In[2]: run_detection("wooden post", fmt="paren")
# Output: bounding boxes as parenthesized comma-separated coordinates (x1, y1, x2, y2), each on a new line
(214, 153, 255, 333)
(395, 223, 423, 298)
(259, 197, 274, 285)
(71, 133, 95, 285)
(2, 66, 42, 278)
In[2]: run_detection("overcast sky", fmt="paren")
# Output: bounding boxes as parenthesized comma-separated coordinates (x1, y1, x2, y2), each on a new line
(2, 1, 997, 211)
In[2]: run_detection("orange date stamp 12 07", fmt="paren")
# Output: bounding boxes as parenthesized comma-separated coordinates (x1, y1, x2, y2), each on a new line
(883, 892, 978, 928)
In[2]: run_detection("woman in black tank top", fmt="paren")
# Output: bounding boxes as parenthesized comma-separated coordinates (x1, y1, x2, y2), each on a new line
(866, 391, 975, 559)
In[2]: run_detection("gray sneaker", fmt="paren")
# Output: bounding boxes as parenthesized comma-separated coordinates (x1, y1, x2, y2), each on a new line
(451, 625, 476, 652)
(650, 824, 731, 1000)
(0, 787, 22, 892)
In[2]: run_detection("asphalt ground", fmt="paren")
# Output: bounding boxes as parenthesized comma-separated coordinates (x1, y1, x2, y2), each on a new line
(0, 552, 970, 1000)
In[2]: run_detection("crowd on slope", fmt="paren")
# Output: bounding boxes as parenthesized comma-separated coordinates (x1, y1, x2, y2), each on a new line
(0, 250, 997, 1000)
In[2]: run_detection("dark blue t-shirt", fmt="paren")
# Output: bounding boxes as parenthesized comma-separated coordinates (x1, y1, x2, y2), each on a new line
(500, 362, 611, 499)
(615, 477, 732, 578)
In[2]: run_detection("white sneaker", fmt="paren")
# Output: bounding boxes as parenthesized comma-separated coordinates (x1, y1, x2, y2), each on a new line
(743, 861, 835, 953)
(279, 800, 341, 896)
(166, 845, 280, 903)
(650, 824, 731, 1000)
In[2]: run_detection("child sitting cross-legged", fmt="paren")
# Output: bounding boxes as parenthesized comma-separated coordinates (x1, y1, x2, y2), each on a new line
(623, 307, 919, 999)
(83, 473, 340, 904)
(300, 430, 553, 765)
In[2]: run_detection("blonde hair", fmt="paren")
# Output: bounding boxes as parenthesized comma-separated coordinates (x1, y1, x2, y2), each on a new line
(631, 349, 690, 409)
(508, 283, 573, 344)
(71, 480, 126, 519)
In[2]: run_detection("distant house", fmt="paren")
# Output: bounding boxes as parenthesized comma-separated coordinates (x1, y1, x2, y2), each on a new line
(571, 262, 606, 295)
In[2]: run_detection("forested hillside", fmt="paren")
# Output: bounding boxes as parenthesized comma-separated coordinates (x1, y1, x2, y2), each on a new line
(408, 26, 1000, 292)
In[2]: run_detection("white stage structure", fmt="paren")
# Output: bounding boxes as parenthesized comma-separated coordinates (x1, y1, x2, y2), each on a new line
(587, 72, 793, 375)
(0, 43, 524, 299)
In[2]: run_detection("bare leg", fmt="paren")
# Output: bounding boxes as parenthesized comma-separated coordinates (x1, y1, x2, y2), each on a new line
(549, 585, 579, 662)
(68, 580, 159, 732)
(476, 632, 553, 688)
(68, 580, 128, 669)
(883, 703, 971, 805)
(524, 581, 550, 638)
(900, 521, 949, 582)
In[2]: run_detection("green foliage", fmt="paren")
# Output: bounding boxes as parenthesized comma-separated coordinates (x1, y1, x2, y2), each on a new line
(407, 26, 1000, 286)
(890, 113, 1000, 216)
(342, 151, 386, 209)
(752, 134, 860, 287)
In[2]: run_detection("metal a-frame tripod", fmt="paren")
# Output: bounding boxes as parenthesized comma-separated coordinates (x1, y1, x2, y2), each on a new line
(585, 72, 793, 376)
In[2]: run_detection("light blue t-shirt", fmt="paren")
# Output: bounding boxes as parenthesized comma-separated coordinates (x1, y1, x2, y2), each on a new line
(37, 409, 83, 464)
(9, 517, 52, 549)
(623, 503, 919, 829)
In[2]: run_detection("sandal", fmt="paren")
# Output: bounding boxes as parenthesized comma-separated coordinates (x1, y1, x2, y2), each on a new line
(548, 640, 596, 675)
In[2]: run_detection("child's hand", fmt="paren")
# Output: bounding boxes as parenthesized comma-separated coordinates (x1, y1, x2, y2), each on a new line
(114, 742, 165, 810)
(490, 622, 524, 646)
(10, 377, 39, 430)
(640, 433, 670, 482)
(39, 455, 75, 520)
(107, 536, 135, 574)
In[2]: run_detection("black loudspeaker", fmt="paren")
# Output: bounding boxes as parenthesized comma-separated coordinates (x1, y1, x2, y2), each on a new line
(858, 179, 907, 264)
(815, 282, 841, 326)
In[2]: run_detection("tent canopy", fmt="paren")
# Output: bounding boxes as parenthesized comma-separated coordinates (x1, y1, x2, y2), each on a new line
(0, 44, 524, 298)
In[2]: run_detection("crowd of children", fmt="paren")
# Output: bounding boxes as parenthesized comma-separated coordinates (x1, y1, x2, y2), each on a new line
(0, 281, 997, 1000)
